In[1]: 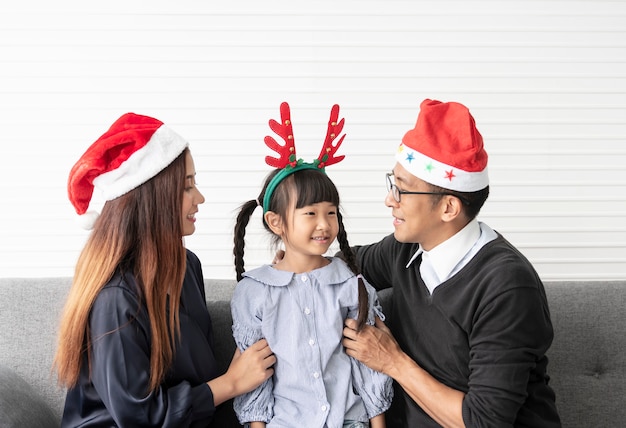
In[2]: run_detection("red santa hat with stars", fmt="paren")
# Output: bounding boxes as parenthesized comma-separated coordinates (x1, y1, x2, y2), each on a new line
(396, 99, 489, 192)
(68, 112, 189, 229)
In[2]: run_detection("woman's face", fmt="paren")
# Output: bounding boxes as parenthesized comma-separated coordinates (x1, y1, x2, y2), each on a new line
(181, 151, 205, 236)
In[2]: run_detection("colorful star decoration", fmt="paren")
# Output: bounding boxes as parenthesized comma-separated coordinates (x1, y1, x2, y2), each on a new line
(425, 162, 435, 173)
(405, 152, 415, 163)
(445, 169, 456, 181)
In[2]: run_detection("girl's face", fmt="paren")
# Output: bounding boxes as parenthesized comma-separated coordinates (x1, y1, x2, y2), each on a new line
(182, 152, 205, 236)
(277, 201, 339, 259)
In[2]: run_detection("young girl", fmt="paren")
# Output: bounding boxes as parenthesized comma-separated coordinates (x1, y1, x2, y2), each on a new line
(55, 113, 275, 427)
(231, 103, 393, 428)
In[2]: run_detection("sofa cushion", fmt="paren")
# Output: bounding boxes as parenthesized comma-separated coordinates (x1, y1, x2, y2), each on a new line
(0, 364, 59, 428)
(206, 300, 242, 427)
(0, 278, 70, 422)
(545, 281, 626, 427)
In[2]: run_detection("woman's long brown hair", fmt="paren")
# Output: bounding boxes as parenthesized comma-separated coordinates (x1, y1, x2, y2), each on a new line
(54, 149, 188, 392)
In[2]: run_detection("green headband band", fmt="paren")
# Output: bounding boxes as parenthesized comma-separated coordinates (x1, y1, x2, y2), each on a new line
(262, 160, 324, 213)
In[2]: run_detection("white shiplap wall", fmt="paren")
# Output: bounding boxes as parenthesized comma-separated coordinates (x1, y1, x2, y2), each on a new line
(0, 1, 624, 281)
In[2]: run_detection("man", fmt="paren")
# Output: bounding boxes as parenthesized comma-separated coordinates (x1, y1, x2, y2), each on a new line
(342, 99, 561, 427)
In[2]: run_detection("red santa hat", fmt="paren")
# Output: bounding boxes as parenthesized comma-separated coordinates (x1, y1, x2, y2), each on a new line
(68, 112, 189, 229)
(396, 99, 489, 192)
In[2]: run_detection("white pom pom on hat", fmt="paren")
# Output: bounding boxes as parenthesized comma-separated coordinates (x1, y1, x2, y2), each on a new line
(68, 113, 189, 229)
(396, 99, 489, 192)
(76, 211, 100, 230)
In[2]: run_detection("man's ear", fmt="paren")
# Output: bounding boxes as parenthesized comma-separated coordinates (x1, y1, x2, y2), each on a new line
(264, 211, 283, 235)
(441, 196, 463, 223)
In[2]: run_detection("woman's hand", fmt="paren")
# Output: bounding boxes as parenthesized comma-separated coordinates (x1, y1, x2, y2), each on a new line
(207, 338, 275, 405)
(228, 339, 275, 393)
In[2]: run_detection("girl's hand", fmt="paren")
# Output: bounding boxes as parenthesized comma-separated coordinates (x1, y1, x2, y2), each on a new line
(370, 413, 386, 428)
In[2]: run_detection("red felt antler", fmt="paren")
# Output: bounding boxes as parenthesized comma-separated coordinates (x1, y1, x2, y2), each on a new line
(317, 104, 346, 168)
(264, 102, 297, 168)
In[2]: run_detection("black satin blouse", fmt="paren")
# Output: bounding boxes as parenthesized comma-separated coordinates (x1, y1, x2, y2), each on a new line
(61, 250, 219, 427)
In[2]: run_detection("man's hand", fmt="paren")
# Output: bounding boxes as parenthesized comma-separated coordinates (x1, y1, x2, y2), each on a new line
(345, 318, 466, 427)
(342, 316, 402, 374)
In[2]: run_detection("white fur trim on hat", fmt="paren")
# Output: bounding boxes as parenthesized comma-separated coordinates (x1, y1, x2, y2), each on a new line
(93, 125, 188, 201)
(396, 143, 489, 192)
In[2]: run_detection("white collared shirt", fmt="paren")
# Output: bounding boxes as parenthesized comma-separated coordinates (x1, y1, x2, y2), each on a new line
(406, 219, 498, 294)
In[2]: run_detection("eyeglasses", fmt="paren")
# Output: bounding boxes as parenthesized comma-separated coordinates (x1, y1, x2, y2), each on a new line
(385, 173, 470, 205)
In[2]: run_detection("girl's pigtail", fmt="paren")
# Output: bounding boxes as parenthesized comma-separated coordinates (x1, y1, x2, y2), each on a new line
(337, 212, 368, 330)
(234, 199, 260, 281)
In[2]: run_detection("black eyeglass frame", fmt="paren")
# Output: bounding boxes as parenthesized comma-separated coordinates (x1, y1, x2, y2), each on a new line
(385, 173, 470, 205)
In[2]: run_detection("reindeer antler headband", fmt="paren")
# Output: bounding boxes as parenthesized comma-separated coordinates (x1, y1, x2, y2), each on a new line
(262, 102, 346, 213)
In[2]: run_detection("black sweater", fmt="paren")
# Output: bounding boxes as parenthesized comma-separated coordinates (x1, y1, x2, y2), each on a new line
(355, 233, 561, 427)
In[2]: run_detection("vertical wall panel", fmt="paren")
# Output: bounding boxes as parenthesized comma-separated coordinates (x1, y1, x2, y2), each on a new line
(0, 1, 624, 280)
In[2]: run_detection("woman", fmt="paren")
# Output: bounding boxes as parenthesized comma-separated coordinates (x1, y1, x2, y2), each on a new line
(54, 113, 275, 427)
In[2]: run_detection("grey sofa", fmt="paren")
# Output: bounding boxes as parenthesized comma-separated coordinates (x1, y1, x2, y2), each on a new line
(0, 278, 624, 428)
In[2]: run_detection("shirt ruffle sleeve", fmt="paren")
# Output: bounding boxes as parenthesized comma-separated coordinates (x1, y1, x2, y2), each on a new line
(347, 276, 387, 325)
(350, 358, 394, 418)
(350, 277, 394, 418)
(230, 279, 274, 424)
